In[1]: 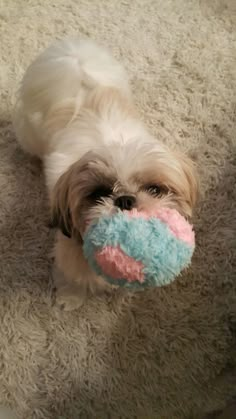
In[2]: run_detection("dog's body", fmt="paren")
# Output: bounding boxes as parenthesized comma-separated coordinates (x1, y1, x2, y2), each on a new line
(14, 39, 198, 310)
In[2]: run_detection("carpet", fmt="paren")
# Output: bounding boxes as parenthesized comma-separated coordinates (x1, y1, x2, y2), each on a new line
(0, 1, 236, 418)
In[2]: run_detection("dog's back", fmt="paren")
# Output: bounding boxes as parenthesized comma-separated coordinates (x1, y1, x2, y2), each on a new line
(14, 39, 130, 157)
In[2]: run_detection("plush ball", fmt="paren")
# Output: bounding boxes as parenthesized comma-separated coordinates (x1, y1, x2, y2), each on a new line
(83, 208, 195, 288)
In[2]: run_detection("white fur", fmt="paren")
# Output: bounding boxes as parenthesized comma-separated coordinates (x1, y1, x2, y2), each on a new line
(14, 39, 170, 193)
(14, 39, 130, 159)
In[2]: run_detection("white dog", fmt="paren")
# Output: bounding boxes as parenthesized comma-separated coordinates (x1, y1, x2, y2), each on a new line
(14, 39, 198, 310)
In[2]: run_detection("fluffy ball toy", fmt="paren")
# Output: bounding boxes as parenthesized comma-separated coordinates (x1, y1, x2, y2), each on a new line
(83, 208, 195, 288)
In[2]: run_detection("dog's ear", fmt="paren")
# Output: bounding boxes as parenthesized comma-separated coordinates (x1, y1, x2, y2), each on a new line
(50, 152, 108, 239)
(50, 170, 73, 238)
(170, 151, 199, 217)
(50, 206, 72, 238)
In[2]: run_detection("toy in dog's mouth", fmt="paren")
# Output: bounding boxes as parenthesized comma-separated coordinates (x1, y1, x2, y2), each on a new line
(83, 208, 195, 288)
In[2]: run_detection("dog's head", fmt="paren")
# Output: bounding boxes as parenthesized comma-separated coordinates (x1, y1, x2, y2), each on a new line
(51, 139, 198, 239)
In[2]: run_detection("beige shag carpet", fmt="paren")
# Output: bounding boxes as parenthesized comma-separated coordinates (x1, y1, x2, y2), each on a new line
(0, 1, 236, 418)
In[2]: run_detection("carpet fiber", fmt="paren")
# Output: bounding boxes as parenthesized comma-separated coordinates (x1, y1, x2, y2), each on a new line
(0, 1, 236, 418)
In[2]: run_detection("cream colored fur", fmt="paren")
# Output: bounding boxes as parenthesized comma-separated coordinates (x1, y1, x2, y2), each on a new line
(14, 38, 198, 309)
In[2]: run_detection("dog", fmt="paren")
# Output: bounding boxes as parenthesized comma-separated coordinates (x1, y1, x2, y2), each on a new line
(14, 39, 198, 310)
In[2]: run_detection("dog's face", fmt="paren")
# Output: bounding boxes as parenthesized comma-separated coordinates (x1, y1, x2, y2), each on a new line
(51, 139, 198, 239)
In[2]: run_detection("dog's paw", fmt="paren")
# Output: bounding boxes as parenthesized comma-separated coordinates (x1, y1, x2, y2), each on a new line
(56, 287, 87, 311)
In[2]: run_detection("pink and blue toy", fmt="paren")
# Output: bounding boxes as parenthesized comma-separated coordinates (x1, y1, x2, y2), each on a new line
(83, 208, 195, 288)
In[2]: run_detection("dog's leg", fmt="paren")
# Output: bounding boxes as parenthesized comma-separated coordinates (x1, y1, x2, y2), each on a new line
(53, 265, 88, 311)
(53, 232, 109, 311)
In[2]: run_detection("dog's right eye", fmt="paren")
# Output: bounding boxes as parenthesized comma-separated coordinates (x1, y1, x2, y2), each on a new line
(88, 186, 113, 201)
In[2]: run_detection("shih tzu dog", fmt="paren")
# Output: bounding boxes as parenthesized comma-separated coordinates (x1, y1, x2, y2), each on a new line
(14, 39, 198, 310)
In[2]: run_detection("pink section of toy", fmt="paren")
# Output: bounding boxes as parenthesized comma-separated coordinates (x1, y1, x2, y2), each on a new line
(125, 208, 195, 246)
(95, 246, 145, 283)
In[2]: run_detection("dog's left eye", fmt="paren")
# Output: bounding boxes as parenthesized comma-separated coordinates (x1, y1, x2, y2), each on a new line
(145, 185, 164, 196)
(89, 186, 113, 201)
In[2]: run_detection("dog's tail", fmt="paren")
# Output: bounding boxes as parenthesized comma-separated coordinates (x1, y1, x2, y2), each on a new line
(13, 39, 129, 157)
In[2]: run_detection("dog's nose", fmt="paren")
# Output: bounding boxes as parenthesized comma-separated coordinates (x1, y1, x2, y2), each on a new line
(115, 195, 136, 211)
